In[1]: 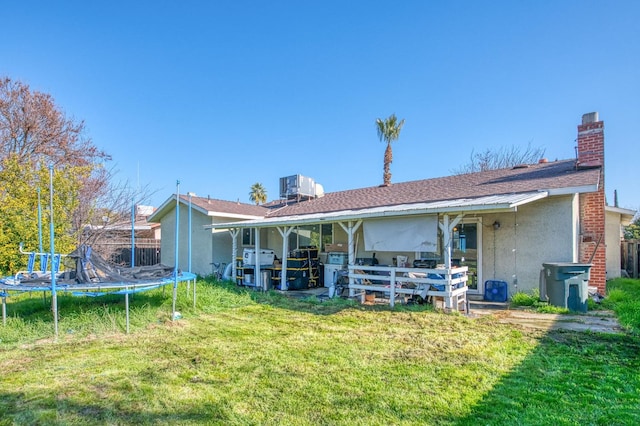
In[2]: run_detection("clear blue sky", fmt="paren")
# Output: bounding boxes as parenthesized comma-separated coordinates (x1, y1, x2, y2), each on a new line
(2, 1, 638, 211)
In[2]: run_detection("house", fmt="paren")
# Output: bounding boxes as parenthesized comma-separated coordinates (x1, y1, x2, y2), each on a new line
(148, 112, 635, 299)
(83, 205, 163, 266)
(148, 195, 269, 275)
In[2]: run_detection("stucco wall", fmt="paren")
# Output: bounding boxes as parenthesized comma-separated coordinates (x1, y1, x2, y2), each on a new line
(482, 195, 578, 296)
(160, 208, 177, 271)
(605, 210, 623, 279)
(160, 205, 214, 276)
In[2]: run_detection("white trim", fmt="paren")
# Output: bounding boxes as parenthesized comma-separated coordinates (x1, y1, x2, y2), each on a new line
(207, 212, 265, 220)
(605, 205, 636, 217)
(546, 185, 599, 196)
(204, 192, 549, 230)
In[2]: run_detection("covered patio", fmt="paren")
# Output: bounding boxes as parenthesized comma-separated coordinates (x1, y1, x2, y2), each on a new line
(205, 192, 548, 312)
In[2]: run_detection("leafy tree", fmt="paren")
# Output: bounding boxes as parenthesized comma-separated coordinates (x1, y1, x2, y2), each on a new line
(452, 142, 546, 174)
(0, 154, 85, 272)
(624, 217, 640, 240)
(0, 76, 143, 273)
(376, 113, 405, 186)
(249, 182, 267, 205)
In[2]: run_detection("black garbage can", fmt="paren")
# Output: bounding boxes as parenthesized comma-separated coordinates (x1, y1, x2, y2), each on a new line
(541, 262, 591, 312)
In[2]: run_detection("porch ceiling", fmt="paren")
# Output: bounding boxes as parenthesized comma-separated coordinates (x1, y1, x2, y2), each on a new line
(204, 191, 549, 230)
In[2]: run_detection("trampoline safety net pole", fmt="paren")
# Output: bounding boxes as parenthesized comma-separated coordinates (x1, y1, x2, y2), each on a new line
(49, 164, 59, 339)
(172, 180, 180, 321)
(125, 286, 130, 334)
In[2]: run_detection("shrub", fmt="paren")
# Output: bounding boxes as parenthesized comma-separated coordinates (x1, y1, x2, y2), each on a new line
(511, 289, 539, 307)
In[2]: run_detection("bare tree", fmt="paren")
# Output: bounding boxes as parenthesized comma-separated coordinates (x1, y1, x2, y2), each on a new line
(452, 142, 546, 174)
(0, 76, 148, 265)
(0, 77, 110, 168)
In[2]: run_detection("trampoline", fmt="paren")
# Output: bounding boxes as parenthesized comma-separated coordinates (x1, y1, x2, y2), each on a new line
(1, 171, 195, 338)
(0, 244, 197, 332)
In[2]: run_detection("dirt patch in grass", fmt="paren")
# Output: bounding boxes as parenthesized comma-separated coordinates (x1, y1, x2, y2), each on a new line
(470, 308, 622, 333)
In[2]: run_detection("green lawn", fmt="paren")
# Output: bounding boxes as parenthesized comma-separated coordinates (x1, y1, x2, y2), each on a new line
(0, 278, 639, 425)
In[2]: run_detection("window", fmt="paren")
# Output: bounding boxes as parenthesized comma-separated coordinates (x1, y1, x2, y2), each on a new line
(242, 228, 255, 246)
(287, 224, 333, 251)
(417, 221, 480, 291)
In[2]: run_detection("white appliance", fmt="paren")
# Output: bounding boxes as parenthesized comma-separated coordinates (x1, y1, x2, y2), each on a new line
(243, 248, 275, 266)
(324, 264, 345, 287)
(327, 252, 348, 265)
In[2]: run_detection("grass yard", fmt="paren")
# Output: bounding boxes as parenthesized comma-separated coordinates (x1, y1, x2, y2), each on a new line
(0, 278, 639, 425)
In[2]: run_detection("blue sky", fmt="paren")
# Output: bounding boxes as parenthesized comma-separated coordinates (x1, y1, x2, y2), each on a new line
(2, 1, 638, 210)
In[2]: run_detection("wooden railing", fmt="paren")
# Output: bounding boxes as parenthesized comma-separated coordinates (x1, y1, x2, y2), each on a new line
(347, 265, 468, 311)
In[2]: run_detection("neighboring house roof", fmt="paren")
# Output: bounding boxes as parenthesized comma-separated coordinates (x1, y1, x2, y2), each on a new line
(605, 205, 637, 226)
(265, 159, 599, 218)
(83, 216, 159, 232)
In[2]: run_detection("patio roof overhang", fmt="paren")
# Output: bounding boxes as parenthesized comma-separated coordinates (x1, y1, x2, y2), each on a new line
(204, 191, 549, 230)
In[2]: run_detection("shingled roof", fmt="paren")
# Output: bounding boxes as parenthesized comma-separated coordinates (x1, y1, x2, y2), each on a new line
(152, 158, 600, 223)
(186, 195, 270, 217)
(265, 159, 600, 218)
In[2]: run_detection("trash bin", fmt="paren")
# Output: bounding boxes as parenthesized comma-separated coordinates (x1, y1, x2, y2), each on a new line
(541, 262, 591, 312)
(261, 270, 272, 291)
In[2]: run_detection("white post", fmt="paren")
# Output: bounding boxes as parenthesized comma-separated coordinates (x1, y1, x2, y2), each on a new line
(390, 268, 396, 308)
(193, 277, 197, 309)
(338, 220, 362, 297)
(438, 213, 464, 311)
(229, 229, 239, 284)
(277, 226, 294, 291)
(254, 227, 262, 290)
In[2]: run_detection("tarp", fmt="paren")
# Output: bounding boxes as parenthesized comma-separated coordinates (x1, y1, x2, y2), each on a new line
(364, 215, 438, 252)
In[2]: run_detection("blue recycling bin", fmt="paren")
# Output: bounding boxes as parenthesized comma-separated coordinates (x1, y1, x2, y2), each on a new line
(542, 263, 591, 312)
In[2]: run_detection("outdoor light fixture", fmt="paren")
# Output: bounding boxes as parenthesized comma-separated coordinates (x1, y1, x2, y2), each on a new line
(493, 221, 501, 230)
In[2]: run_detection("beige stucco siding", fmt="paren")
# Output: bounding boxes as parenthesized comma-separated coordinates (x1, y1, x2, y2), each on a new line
(160, 204, 214, 276)
(482, 194, 578, 295)
(605, 209, 623, 279)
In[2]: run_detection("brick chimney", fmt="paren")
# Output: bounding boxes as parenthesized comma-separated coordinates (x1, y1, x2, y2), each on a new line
(577, 112, 606, 293)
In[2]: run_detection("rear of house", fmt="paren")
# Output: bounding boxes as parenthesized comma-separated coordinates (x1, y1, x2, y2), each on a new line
(151, 112, 635, 301)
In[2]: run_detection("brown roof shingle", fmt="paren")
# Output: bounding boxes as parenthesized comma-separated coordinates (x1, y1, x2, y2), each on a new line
(183, 195, 270, 217)
(267, 159, 600, 217)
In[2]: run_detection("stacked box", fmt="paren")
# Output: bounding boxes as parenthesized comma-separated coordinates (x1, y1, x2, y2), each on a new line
(325, 243, 347, 253)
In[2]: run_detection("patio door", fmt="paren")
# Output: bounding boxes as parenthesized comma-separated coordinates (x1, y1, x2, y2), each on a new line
(452, 220, 482, 295)
(416, 217, 483, 295)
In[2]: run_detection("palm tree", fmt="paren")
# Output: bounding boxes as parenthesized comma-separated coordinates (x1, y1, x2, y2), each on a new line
(376, 113, 405, 186)
(249, 182, 267, 205)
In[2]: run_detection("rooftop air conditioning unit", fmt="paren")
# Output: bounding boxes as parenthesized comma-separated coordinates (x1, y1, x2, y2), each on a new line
(279, 174, 316, 200)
